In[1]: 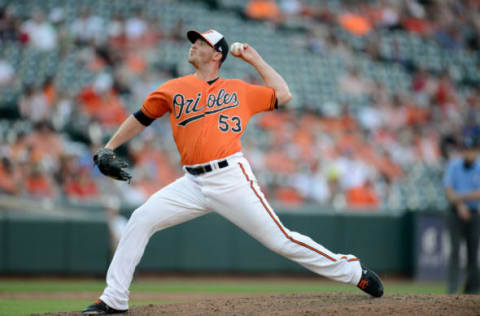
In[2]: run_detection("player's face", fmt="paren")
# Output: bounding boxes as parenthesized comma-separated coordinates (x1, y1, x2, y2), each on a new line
(463, 148, 478, 163)
(188, 38, 217, 67)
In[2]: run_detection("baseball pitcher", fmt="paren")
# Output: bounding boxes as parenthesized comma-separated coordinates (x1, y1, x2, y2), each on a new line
(83, 29, 383, 315)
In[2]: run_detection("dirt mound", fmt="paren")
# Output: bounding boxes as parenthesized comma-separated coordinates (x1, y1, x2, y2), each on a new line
(38, 293, 480, 316)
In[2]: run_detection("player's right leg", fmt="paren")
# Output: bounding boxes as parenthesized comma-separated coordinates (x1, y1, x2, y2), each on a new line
(87, 175, 209, 313)
(464, 212, 480, 294)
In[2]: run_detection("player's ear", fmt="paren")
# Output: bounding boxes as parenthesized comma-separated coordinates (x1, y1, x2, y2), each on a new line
(212, 51, 222, 63)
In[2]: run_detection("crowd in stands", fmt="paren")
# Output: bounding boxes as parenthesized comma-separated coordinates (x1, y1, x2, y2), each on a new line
(0, 0, 478, 211)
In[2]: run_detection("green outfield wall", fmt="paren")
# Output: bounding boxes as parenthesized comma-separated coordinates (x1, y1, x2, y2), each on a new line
(0, 208, 425, 276)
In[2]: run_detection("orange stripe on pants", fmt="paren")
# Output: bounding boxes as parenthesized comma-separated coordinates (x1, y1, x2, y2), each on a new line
(238, 162, 337, 262)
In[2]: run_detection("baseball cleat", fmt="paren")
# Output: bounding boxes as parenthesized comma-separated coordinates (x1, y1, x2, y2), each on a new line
(357, 265, 384, 297)
(82, 299, 128, 315)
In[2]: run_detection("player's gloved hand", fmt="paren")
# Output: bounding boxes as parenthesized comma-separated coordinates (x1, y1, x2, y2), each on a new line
(93, 148, 132, 183)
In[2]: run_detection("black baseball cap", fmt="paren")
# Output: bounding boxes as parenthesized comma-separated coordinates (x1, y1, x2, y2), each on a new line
(187, 29, 229, 63)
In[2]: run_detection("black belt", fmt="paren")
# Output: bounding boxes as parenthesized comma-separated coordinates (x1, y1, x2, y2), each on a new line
(186, 160, 228, 176)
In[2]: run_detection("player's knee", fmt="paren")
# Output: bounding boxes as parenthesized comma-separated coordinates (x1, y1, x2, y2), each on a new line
(128, 207, 154, 229)
(265, 239, 290, 256)
(128, 208, 142, 223)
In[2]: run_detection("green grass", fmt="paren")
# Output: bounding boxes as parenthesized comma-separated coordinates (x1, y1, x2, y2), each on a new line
(0, 299, 172, 316)
(0, 278, 446, 316)
(0, 299, 93, 316)
(0, 280, 106, 292)
(0, 279, 446, 294)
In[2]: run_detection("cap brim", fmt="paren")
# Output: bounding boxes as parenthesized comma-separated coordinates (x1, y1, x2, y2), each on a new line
(187, 30, 215, 48)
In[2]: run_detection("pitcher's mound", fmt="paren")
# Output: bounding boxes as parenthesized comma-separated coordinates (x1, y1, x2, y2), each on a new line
(43, 293, 480, 316)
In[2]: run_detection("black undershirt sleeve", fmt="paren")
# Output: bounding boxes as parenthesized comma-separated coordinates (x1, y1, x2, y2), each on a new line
(133, 110, 155, 126)
(274, 98, 278, 110)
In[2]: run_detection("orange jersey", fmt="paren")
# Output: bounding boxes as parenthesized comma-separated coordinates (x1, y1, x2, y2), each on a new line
(141, 74, 276, 165)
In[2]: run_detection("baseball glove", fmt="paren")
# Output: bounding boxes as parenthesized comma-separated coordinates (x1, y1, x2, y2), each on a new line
(93, 148, 132, 183)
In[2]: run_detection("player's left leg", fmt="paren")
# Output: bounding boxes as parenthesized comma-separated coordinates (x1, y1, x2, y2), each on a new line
(205, 156, 362, 286)
(96, 175, 210, 312)
(464, 212, 480, 294)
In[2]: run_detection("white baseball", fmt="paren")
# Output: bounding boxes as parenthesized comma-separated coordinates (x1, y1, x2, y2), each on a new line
(230, 42, 245, 57)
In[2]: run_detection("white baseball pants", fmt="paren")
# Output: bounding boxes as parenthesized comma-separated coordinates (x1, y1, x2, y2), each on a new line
(100, 152, 362, 310)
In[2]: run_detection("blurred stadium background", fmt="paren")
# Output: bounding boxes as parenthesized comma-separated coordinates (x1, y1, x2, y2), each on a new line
(0, 0, 479, 287)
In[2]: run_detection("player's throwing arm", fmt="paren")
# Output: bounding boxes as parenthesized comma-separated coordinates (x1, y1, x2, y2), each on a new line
(230, 42, 291, 106)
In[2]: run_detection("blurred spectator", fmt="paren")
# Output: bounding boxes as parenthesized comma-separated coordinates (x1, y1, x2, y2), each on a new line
(305, 28, 327, 55)
(324, 33, 352, 60)
(49, 7, 65, 26)
(78, 81, 129, 128)
(336, 150, 371, 191)
(126, 169, 160, 204)
(128, 136, 179, 188)
(369, 0, 401, 30)
(434, 24, 463, 50)
(19, 86, 50, 123)
(70, 8, 104, 46)
(245, 0, 283, 24)
(0, 6, 20, 42)
(279, 0, 303, 23)
(21, 11, 57, 51)
(51, 91, 74, 130)
(444, 136, 480, 294)
(415, 127, 441, 166)
(389, 129, 416, 167)
(435, 73, 457, 106)
(292, 159, 330, 204)
(440, 131, 459, 161)
(125, 9, 148, 42)
(338, 66, 373, 97)
(49, 9, 72, 56)
(338, 10, 372, 36)
(357, 100, 383, 132)
(364, 36, 384, 63)
(25, 163, 57, 200)
(274, 185, 304, 206)
(103, 197, 128, 252)
(124, 51, 147, 76)
(107, 15, 126, 48)
(347, 179, 379, 210)
(0, 157, 21, 195)
(56, 154, 78, 186)
(23, 121, 63, 170)
(411, 68, 435, 107)
(42, 77, 57, 106)
(383, 94, 409, 131)
(63, 167, 99, 202)
(401, 0, 431, 35)
(0, 58, 14, 86)
(434, 73, 462, 124)
(132, 70, 168, 106)
(170, 19, 185, 42)
(325, 167, 344, 208)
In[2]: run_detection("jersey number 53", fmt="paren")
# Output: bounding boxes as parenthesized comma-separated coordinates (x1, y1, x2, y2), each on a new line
(218, 114, 242, 133)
